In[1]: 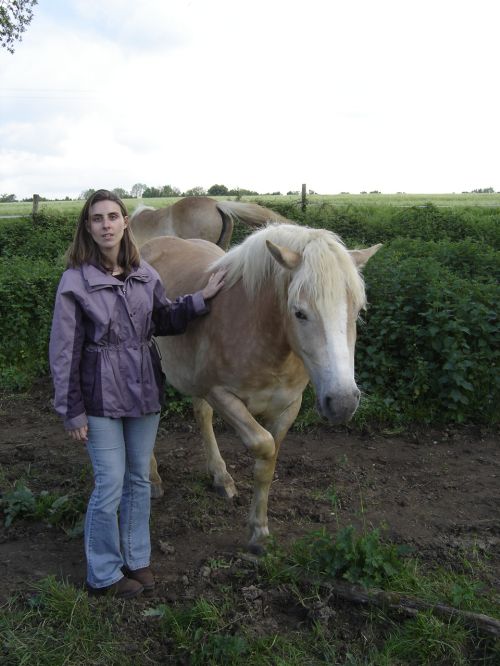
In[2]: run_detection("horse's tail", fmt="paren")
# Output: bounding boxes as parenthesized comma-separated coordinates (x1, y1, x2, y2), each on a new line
(215, 201, 287, 248)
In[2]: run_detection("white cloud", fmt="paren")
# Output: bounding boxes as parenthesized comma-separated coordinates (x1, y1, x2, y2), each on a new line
(1, 0, 500, 198)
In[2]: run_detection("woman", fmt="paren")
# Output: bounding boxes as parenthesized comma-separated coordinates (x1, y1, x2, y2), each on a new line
(49, 189, 225, 599)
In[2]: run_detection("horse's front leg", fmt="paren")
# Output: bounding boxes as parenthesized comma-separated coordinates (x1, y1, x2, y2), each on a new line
(208, 388, 302, 553)
(248, 396, 303, 554)
(193, 397, 237, 499)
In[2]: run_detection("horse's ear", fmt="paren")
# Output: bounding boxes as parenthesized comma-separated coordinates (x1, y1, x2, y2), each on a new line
(349, 243, 382, 268)
(266, 240, 302, 270)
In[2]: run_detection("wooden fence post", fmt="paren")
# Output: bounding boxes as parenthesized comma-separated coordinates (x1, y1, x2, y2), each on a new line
(301, 184, 307, 212)
(32, 194, 40, 221)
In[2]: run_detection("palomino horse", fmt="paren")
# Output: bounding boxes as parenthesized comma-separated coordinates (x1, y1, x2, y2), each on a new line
(141, 224, 381, 552)
(130, 196, 286, 249)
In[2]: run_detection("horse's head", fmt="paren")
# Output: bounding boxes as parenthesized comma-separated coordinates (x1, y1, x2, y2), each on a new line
(266, 235, 381, 425)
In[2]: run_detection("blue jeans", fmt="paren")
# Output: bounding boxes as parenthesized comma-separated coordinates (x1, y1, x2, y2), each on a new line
(84, 413, 160, 588)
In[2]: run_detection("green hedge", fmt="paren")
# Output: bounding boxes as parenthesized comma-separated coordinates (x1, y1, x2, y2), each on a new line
(1, 206, 499, 425)
(255, 201, 500, 248)
(0, 213, 76, 261)
(357, 241, 499, 423)
(0, 256, 62, 389)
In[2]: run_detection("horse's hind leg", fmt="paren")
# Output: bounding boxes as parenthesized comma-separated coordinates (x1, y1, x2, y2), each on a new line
(193, 397, 237, 499)
(150, 452, 164, 499)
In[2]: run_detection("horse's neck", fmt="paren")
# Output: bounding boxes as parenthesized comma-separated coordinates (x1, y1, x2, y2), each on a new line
(228, 280, 299, 365)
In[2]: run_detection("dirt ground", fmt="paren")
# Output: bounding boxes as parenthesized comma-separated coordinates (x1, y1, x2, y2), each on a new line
(0, 380, 499, 652)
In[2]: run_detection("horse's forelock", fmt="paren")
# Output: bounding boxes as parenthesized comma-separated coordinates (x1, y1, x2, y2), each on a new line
(210, 223, 366, 311)
(289, 235, 366, 313)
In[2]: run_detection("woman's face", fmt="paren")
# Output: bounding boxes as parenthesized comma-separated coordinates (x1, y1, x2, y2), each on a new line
(87, 200, 128, 258)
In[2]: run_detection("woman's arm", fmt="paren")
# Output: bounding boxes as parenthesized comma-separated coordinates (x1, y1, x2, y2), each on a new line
(152, 269, 226, 336)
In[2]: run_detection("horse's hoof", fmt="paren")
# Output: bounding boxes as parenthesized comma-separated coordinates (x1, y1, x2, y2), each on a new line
(247, 542, 266, 557)
(151, 484, 164, 500)
(214, 484, 238, 499)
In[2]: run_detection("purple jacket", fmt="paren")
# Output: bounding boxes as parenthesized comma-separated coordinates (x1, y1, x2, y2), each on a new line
(49, 260, 208, 430)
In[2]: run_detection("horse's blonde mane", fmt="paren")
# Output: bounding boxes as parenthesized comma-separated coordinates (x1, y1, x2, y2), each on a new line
(211, 223, 366, 311)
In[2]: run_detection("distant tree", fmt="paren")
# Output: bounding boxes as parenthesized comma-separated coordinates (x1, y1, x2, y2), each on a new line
(207, 184, 229, 196)
(183, 186, 206, 197)
(227, 187, 259, 197)
(131, 182, 147, 198)
(112, 187, 129, 198)
(287, 190, 299, 195)
(141, 185, 180, 198)
(79, 188, 96, 200)
(0, 193, 17, 202)
(142, 186, 161, 198)
(0, 0, 38, 54)
(472, 187, 495, 194)
(160, 185, 181, 197)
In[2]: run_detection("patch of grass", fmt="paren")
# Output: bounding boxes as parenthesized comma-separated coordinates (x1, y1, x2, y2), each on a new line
(310, 483, 341, 509)
(145, 595, 344, 665)
(260, 526, 500, 664)
(391, 557, 500, 620)
(145, 597, 249, 665)
(0, 576, 133, 665)
(375, 611, 471, 665)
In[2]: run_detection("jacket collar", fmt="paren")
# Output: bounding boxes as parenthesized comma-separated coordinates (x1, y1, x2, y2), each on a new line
(81, 262, 151, 290)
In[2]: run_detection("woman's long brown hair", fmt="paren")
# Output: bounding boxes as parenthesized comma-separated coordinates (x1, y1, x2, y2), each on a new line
(66, 189, 141, 272)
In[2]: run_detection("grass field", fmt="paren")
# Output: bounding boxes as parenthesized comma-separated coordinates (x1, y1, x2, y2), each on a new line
(2, 192, 500, 218)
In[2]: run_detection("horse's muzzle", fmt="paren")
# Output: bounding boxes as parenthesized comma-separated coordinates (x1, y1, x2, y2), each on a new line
(319, 388, 361, 425)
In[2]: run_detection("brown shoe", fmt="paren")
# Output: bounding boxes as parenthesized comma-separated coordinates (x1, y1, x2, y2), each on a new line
(86, 576, 144, 599)
(122, 566, 155, 594)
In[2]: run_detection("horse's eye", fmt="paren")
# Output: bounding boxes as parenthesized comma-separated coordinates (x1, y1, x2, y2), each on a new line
(295, 310, 308, 320)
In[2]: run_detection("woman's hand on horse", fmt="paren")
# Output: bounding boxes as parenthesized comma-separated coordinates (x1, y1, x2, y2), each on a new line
(68, 425, 88, 442)
(202, 269, 227, 300)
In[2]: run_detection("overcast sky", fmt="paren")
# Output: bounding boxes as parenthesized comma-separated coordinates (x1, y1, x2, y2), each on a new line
(1, 0, 499, 199)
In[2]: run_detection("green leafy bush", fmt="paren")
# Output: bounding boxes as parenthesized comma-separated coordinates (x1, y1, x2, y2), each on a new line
(357, 241, 499, 423)
(0, 212, 76, 261)
(0, 256, 62, 389)
(0, 481, 85, 531)
(252, 201, 500, 248)
(289, 525, 406, 588)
